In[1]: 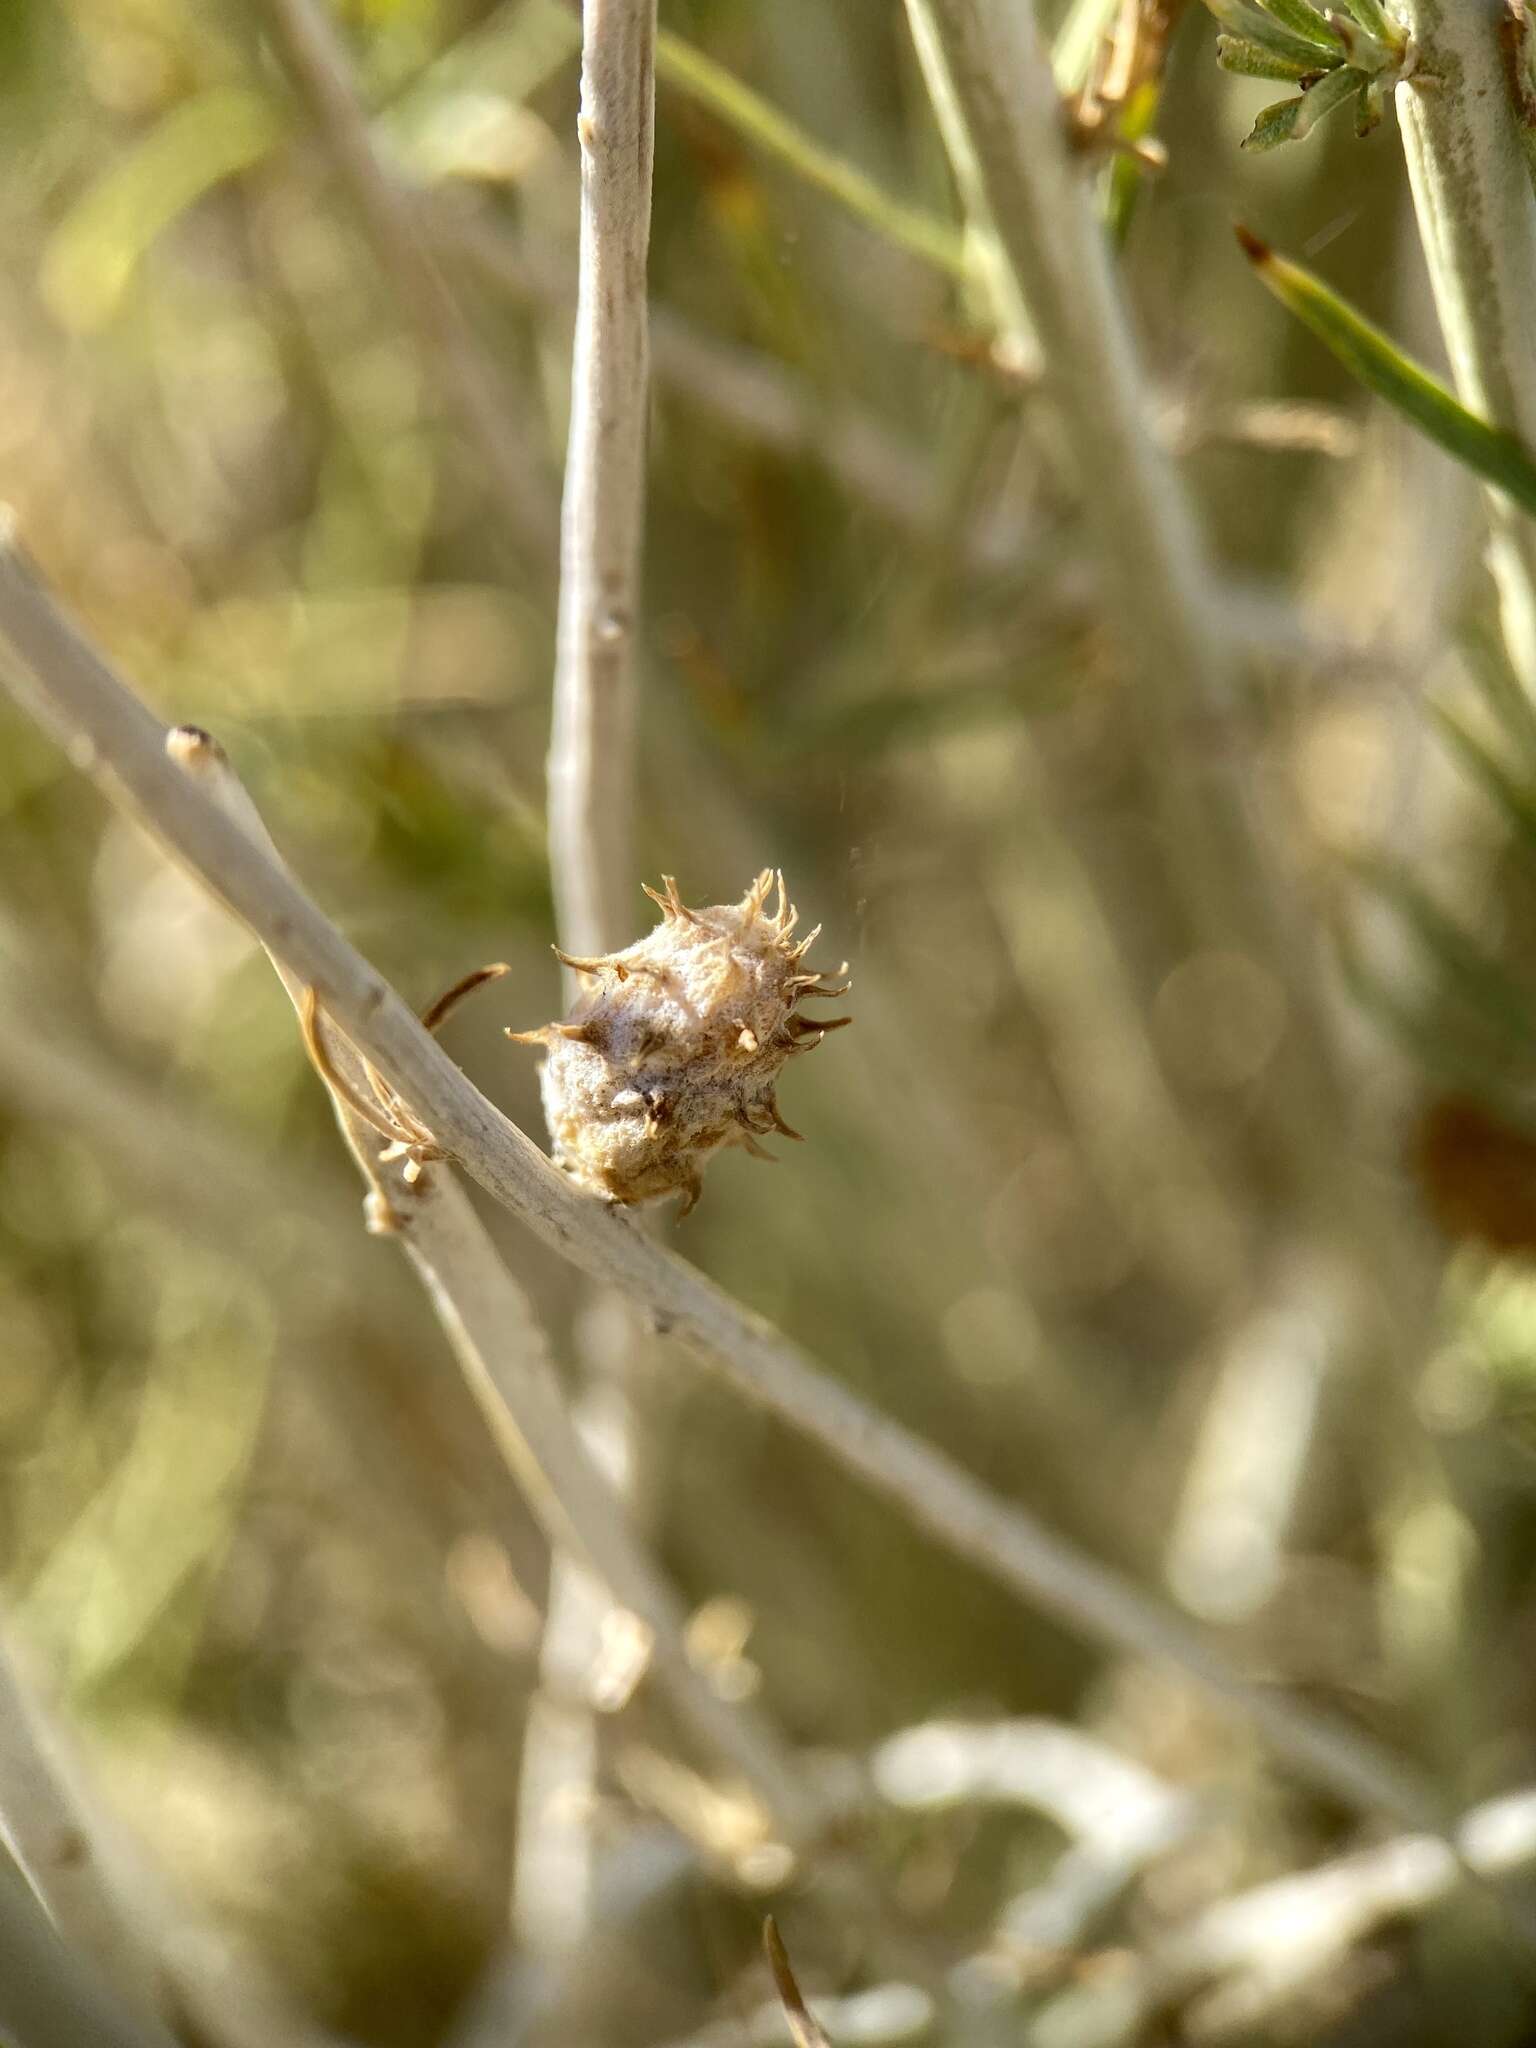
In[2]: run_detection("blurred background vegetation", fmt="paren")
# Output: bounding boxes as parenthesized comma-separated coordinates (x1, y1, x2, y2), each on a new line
(7, 0, 1536, 2043)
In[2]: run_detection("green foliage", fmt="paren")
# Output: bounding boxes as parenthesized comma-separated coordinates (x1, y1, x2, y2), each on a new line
(1237, 227, 1536, 512)
(1243, 64, 1372, 149)
(1205, 0, 1411, 147)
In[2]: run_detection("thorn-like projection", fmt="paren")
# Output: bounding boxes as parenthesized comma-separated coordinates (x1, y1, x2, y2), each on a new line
(554, 944, 622, 978)
(767, 1100, 804, 1142)
(740, 868, 776, 917)
(641, 874, 699, 924)
(784, 1011, 851, 1034)
(505, 1020, 602, 1046)
(780, 1010, 848, 1055)
(421, 962, 510, 1034)
(507, 873, 850, 1213)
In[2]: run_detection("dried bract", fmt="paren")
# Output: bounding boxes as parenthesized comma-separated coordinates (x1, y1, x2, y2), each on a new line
(509, 871, 850, 1215)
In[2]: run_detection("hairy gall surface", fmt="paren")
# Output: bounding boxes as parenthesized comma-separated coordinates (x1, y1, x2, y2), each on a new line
(509, 871, 851, 1213)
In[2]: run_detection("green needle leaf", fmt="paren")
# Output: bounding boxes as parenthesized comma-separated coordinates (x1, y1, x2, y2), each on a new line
(1235, 226, 1536, 515)
(1217, 32, 1327, 79)
(1202, 0, 1345, 68)
(1340, 0, 1402, 44)
(1241, 63, 1362, 148)
(1260, 0, 1347, 49)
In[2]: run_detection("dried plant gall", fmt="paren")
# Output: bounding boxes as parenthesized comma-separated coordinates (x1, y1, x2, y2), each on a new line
(509, 871, 850, 1215)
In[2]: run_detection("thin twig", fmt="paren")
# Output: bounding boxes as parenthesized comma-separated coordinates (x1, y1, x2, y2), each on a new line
(531, 0, 661, 1960)
(902, 1, 1242, 1323)
(901, 0, 1366, 1198)
(906, 0, 1215, 686)
(261, 0, 558, 565)
(0, 1632, 161, 2016)
(899, 0, 1036, 360)
(0, 529, 1447, 1830)
(534, 0, 972, 279)
(1394, 3, 1536, 695)
(547, 0, 658, 964)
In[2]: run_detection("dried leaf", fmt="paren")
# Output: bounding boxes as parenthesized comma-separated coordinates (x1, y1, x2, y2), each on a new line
(764, 1919, 833, 2048)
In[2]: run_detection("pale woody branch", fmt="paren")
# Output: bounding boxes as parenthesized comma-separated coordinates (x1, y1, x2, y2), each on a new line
(1394, 0, 1536, 695)
(534, 0, 660, 1958)
(547, 0, 659, 966)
